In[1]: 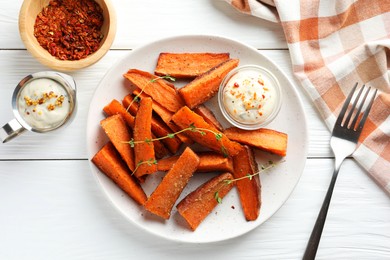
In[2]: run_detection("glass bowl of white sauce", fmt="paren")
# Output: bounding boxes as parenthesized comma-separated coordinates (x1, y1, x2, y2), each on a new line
(218, 65, 282, 130)
(1, 71, 77, 143)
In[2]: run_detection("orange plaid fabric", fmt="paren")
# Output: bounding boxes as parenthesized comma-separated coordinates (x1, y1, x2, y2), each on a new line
(226, 0, 390, 194)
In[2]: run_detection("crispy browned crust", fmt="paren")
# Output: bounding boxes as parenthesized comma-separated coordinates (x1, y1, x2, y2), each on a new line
(133, 97, 157, 179)
(232, 145, 261, 221)
(178, 59, 239, 109)
(91, 142, 147, 205)
(224, 127, 288, 156)
(123, 69, 184, 113)
(100, 114, 135, 172)
(193, 104, 224, 132)
(154, 52, 230, 78)
(144, 147, 200, 219)
(157, 151, 233, 173)
(171, 106, 244, 157)
(176, 172, 234, 231)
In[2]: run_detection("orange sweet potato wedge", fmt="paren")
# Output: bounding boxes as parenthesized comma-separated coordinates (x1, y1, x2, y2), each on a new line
(176, 172, 235, 231)
(92, 142, 147, 205)
(144, 147, 200, 219)
(193, 104, 224, 132)
(122, 94, 182, 154)
(157, 151, 233, 173)
(104, 99, 169, 159)
(224, 127, 288, 156)
(164, 120, 194, 145)
(171, 106, 243, 157)
(125, 91, 174, 124)
(100, 114, 135, 172)
(146, 133, 169, 160)
(103, 99, 135, 128)
(123, 93, 193, 145)
(123, 69, 184, 112)
(232, 145, 261, 221)
(179, 59, 239, 109)
(133, 97, 157, 179)
(154, 52, 230, 78)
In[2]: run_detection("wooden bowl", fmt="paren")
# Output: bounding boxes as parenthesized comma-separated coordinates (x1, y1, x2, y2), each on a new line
(19, 0, 116, 71)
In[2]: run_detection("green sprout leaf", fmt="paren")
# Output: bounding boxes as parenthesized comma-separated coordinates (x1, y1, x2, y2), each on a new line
(224, 179, 233, 185)
(150, 74, 176, 83)
(129, 138, 135, 148)
(214, 191, 222, 204)
(189, 123, 196, 131)
(198, 130, 206, 136)
(221, 146, 229, 158)
(213, 160, 283, 203)
(215, 133, 223, 141)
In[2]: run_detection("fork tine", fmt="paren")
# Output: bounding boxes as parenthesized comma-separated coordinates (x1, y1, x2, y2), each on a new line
(335, 82, 358, 126)
(356, 88, 378, 131)
(350, 86, 370, 129)
(344, 84, 365, 128)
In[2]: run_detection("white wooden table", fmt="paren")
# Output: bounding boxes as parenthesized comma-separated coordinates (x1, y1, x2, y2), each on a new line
(0, 1, 389, 259)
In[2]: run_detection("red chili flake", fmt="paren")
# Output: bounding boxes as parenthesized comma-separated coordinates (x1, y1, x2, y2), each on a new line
(233, 82, 240, 88)
(34, 0, 104, 61)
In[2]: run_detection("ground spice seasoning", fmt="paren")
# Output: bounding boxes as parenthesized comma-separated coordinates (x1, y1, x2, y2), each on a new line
(34, 0, 104, 60)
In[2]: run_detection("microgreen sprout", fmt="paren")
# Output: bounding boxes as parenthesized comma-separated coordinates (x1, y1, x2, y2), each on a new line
(126, 74, 176, 112)
(132, 158, 157, 176)
(214, 160, 281, 203)
(126, 124, 228, 156)
(150, 75, 176, 83)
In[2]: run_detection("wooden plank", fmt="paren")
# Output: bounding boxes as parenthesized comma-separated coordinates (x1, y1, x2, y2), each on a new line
(0, 0, 287, 50)
(0, 159, 388, 259)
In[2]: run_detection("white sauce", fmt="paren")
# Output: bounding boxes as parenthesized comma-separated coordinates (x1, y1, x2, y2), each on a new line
(17, 78, 70, 129)
(223, 69, 278, 124)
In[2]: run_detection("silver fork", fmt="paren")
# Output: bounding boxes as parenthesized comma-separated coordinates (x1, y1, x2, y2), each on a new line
(303, 83, 378, 260)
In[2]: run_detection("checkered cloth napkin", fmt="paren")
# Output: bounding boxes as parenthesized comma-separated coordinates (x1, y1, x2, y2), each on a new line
(225, 0, 390, 194)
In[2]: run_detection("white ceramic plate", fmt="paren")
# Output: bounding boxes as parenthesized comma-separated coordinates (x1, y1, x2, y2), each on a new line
(86, 35, 308, 243)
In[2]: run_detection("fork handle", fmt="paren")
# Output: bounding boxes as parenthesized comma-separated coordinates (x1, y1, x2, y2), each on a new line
(303, 158, 344, 260)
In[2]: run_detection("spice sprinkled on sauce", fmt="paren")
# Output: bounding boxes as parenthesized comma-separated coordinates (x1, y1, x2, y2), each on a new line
(17, 78, 71, 129)
(222, 68, 279, 125)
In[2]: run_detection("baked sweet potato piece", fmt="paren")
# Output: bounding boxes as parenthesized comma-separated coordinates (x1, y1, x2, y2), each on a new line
(233, 145, 261, 221)
(126, 90, 174, 124)
(176, 172, 235, 231)
(171, 106, 243, 157)
(224, 127, 288, 156)
(104, 99, 169, 159)
(154, 52, 230, 78)
(92, 142, 147, 205)
(146, 133, 169, 160)
(144, 147, 200, 219)
(179, 59, 239, 109)
(157, 151, 233, 173)
(100, 114, 135, 172)
(193, 104, 224, 132)
(122, 94, 182, 154)
(103, 99, 135, 128)
(123, 69, 184, 112)
(123, 93, 193, 145)
(133, 97, 157, 179)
